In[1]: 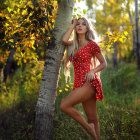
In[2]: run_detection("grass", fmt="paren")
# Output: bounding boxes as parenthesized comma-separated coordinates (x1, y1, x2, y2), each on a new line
(0, 61, 140, 140)
(0, 61, 43, 140)
(54, 62, 140, 140)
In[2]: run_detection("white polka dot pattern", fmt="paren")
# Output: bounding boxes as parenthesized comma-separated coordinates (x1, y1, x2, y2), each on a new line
(69, 40, 103, 101)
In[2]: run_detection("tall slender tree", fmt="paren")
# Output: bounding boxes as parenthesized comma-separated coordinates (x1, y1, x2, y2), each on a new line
(35, 0, 74, 139)
(127, 0, 137, 57)
(86, 0, 135, 64)
(135, 0, 140, 70)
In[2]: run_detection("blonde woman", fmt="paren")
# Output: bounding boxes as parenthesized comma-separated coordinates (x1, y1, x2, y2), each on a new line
(60, 17, 107, 140)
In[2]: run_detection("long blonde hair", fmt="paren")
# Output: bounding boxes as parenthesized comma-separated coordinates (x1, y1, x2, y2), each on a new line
(64, 17, 98, 73)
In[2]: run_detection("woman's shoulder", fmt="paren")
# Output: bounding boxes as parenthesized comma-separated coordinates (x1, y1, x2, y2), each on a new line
(89, 40, 101, 54)
(89, 40, 99, 46)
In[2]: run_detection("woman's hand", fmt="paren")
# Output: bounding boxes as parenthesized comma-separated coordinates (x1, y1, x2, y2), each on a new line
(72, 18, 78, 27)
(84, 70, 95, 82)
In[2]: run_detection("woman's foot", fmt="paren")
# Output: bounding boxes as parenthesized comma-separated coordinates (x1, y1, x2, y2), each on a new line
(88, 123, 97, 140)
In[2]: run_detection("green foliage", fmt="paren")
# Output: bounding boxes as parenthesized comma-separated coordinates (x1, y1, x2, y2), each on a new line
(98, 63, 140, 139)
(100, 31, 128, 53)
(54, 62, 140, 139)
(91, 0, 135, 62)
(0, 0, 58, 67)
(73, 1, 87, 18)
(0, 61, 44, 139)
(110, 64, 136, 94)
(0, 60, 139, 139)
(74, 0, 81, 3)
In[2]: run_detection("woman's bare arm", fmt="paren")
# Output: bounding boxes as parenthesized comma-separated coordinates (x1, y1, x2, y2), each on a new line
(61, 19, 77, 46)
(85, 53, 107, 82)
(92, 53, 107, 73)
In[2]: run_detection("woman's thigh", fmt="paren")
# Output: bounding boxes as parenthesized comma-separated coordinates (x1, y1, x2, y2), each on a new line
(82, 88, 97, 119)
(60, 84, 95, 108)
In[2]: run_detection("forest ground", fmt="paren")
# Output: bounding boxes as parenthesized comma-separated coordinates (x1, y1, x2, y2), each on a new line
(0, 61, 140, 140)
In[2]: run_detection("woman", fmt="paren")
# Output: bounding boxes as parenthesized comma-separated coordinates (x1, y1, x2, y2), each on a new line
(60, 17, 107, 140)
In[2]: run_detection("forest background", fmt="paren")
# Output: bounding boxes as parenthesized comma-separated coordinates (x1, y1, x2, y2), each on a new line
(0, 0, 140, 140)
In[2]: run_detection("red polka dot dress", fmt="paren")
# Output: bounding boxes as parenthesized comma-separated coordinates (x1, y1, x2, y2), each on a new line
(69, 40, 104, 101)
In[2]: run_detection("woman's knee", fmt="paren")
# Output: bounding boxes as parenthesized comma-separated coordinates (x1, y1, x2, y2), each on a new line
(60, 100, 66, 111)
(60, 99, 70, 112)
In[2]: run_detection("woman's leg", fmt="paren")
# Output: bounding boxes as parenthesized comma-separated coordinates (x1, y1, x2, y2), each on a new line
(82, 88, 100, 140)
(60, 84, 97, 139)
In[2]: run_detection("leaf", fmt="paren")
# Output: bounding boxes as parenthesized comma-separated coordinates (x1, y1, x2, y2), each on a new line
(124, 31, 128, 36)
(74, 8, 77, 12)
(22, 9, 27, 15)
(13, 10, 17, 14)
(9, 39, 14, 43)
(83, 9, 86, 15)
(5, 23, 10, 27)
(107, 47, 110, 51)
(17, 8, 20, 13)
(106, 31, 110, 35)
(66, 84, 69, 87)
(7, 7, 13, 12)
(23, 59, 27, 63)
(73, 15, 77, 18)
(77, 14, 81, 17)
(65, 88, 68, 91)
(21, 52, 24, 57)
(0, 13, 5, 17)
(119, 38, 123, 43)
(121, 35, 126, 39)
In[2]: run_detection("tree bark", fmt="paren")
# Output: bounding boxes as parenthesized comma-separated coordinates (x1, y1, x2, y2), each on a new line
(110, 3, 118, 67)
(35, 0, 74, 140)
(3, 48, 15, 82)
(127, 0, 137, 57)
(112, 42, 118, 67)
(135, 0, 140, 70)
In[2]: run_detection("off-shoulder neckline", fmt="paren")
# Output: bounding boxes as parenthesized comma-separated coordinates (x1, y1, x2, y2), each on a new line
(73, 40, 92, 59)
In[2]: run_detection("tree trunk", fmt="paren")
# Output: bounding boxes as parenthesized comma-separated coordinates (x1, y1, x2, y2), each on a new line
(127, 0, 137, 57)
(3, 48, 15, 82)
(35, 1, 74, 140)
(112, 42, 118, 67)
(135, 0, 140, 70)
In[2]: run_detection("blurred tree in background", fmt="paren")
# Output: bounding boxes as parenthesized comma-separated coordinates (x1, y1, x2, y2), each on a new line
(85, 0, 140, 68)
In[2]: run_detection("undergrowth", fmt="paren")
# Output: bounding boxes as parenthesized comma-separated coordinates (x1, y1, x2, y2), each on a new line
(0, 62, 139, 140)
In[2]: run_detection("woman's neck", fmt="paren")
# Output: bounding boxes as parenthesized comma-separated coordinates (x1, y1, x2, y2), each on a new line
(78, 38, 86, 41)
(77, 35, 88, 48)
(78, 34, 86, 39)
(78, 36, 87, 42)
(78, 39, 87, 45)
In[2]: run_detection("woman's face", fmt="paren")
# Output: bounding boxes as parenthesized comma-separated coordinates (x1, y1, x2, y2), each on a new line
(75, 19, 88, 34)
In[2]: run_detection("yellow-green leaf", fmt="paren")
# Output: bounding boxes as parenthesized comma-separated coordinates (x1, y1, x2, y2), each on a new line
(22, 9, 27, 15)
(119, 38, 123, 43)
(9, 39, 14, 42)
(74, 8, 77, 12)
(83, 9, 86, 14)
(7, 7, 13, 12)
(124, 31, 128, 36)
